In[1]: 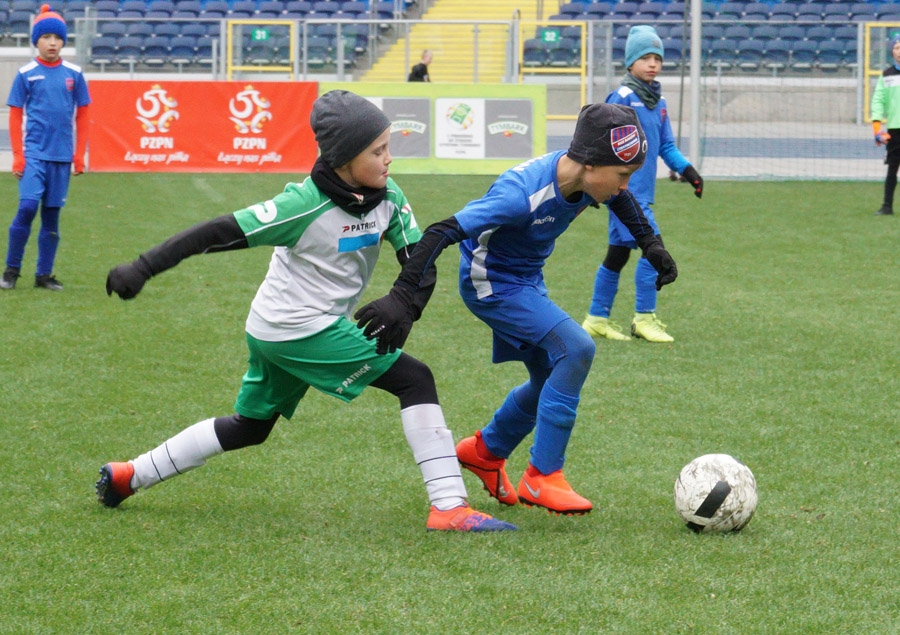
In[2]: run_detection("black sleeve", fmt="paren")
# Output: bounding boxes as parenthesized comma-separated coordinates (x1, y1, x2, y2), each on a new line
(395, 241, 436, 321)
(393, 216, 465, 295)
(607, 190, 656, 244)
(140, 213, 248, 276)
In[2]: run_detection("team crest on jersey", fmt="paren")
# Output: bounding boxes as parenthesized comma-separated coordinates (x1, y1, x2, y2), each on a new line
(610, 125, 641, 162)
(66, 78, 75, 92)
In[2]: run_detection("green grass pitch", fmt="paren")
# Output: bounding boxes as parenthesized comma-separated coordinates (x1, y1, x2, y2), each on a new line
(0, 173, 898, 633)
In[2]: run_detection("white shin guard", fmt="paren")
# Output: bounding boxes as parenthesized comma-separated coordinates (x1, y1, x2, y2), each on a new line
(130, 418, 224, 490)
(401, 404, 468, 511)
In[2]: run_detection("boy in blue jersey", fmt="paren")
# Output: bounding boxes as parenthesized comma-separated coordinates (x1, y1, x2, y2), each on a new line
(355, 102, 677, 515)
(0, 5, 91, 291)
(97, 90, 515, 532)
(582, 25, 703, 343)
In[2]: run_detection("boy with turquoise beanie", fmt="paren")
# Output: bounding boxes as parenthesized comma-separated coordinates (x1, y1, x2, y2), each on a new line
(582, 24, 702, 343)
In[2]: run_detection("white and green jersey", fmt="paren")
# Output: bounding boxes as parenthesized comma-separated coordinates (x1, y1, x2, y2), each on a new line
(233, 176, 421, 342)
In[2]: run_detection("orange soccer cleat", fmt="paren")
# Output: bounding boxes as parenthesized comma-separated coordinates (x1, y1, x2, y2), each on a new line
(426, 504, 517, 532)
(517, 466, 593, 515)
(456, 432, 518, 505)
(96, 461, 135, 508)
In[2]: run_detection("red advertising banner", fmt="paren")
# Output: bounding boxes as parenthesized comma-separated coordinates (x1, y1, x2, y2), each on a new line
(89, 81, 318, 172)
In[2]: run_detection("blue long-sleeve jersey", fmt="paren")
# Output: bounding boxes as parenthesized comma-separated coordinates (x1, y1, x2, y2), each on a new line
(606, 84, 689, 205)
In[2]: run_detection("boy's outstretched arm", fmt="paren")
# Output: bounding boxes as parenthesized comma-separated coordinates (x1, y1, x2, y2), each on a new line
(106, 214, 248, 299)
(607, 191, 678, 290)
(355, 216, 465, 354)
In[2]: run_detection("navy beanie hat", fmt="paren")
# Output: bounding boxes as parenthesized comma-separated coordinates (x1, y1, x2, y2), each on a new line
(31, 4, 67, 46)
(310, 90, 391, 169)
(625, 25, 664, 69)
(567, 102, 647, 167)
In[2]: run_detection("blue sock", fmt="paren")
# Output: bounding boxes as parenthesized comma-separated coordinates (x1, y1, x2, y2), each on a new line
(481, 384, 539, 460)
(588, 265, 620, 317)
(635, 257, 658, 314)
(529, 382, 580, 475)
(5, 199, 39, 270)
(36, 206, 61, 277)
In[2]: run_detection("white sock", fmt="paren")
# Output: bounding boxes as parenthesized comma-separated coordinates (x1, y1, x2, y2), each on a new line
(401, 404, 468, 511)
(130, 418, 224, 490)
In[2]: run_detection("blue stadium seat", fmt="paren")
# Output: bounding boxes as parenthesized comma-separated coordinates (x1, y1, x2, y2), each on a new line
(736, 39, 765, 72)
(795, 3, 825, 21)
(99, 21, 128, 38)
(610, 1, 638, 19)
(230, 0, 258, 17)
(115, 35, 144, 68)
(850, 3, 877, 21)
(311, 0, 341, 16)
(584, 2, 612, 19)
(777, 25, 807, 43)
(195, 35, 214, 66)
(663, 1, 685, 18)
(168, 34, 197, 70)
(146, 0, 175, 16)
(822, 3, 851, 21)
(174, 0, 202, 16)
(790, 40, 817, 72)
(305, 34, 331, 67)
(559, 2, 584, 18)
(634, 1, 665, 19)
(715, 2, 745, 21)
(283, 0, 311, 16)
(257, 0, 285, 17)
(817, 39, 845, 71)
(750, 25, 779, 43)
(763, 40, 791, 73)
(806, 25, 833, 42)
(724, 25, 752, 41)
(120, 0, 147, 15)
(93, 0, 119, 17)
(340, 1, 368, 17)
(125, 22, 153, 37)
(523, 38, 549, 67)
(89, 34, 118, 70)
(743, 3, 771, 21)
(548, 36, 580, 66)
(769, 3, 797, 21)
(708, 38, 735, 70)
(152, 21, 182, 38)
(142, 35, 171, 68)
(201, 0, 230, 17)
(180, 23, 209, 38)
(245, 37, 278, 65)
(662, 37, 685, 69)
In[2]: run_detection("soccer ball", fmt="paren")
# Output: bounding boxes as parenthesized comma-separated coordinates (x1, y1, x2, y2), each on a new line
(674, 454, 758, 533)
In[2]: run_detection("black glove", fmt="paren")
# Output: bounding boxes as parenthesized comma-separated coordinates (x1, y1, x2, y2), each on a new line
(106, 256, 153, 300)
(636, 235, 678, 291)
(354, 285, 416, 355)
(681, 165, 704, 199)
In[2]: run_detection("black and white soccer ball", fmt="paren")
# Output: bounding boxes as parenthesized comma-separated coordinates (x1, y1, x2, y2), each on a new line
(674, 454, 758, 533)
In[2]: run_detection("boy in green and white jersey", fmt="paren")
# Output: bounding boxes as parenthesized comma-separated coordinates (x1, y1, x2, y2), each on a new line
(96, 90, 515, 532)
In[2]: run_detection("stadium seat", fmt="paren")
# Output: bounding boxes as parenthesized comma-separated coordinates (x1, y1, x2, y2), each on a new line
(257, 0, 286, 17)
(769, 4, 797, 21)
(142, 35, 171, 68)
(817, 39, 845, 71)
(120, 0, 147, 16)
(180, 23, 209, 38)
(634, 1, 665, 20)
(146, 0, 175, 16)
(610, 1, 638, 19)
(700, 2, 717, 19)
(89, 34, 118, 71)
(763, 40, 791, 74)
(523, 38, 549, 67)
(230, 0, 258, 17)
(661, 37, 685, 70)
(750, 25, 779, 43)
(850, 3, 877, 21)
(99, 21, 128, 38)
(559, 2, 584, 18)
(777, 25, 807, 43)
(707, 39, 735, 70)
(723, 25, 752, 41)
(311, 0, 341, 16)
(715, 2, 745, 21)
(174, 0, 203, 17)
(743, 3, 771, 21)
(245, 38, 278, 65)
(92, 0, 120, 17)
(305, 34, 331, 67)
(822, 3, 851, 21)
(806, 25, 833, 42)
(795, 3, 825, 21)
(11, 0, 39, 12)
(736, 39, 765, 72)
(115, 35, 144, 69)
(340, 1, 368, 17)
(584, 2, 613, 19)
(124, 22, 154, 37)
(201, 0, 230, 17)
(789, 40, 818, 72)
(195, 35, 214, 66)
(663, 1, 685, 18)
(168, 34, 197, 70)
(65, 0, 91, 15)
(548, 36, 579, 66)
(152, 21, 182, 38)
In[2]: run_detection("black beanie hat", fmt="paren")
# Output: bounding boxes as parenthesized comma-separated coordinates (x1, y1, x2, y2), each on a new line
(567, 103, 647, 167)
(310, 90, 391, 169)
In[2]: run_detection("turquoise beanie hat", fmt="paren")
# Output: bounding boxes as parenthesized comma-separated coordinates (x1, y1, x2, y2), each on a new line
(625, 25, 664, 69)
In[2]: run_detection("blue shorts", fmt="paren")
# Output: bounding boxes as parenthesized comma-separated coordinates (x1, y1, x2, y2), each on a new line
(461, 282, 570, 365)
(19, 159, 71, 208)
(608, 200, 660, 248)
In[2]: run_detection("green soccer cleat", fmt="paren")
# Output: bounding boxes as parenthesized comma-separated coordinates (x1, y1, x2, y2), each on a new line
(631, 312, 674, 343)
(582, 315, 631, 341)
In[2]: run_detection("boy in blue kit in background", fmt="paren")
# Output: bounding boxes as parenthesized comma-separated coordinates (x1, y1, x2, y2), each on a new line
(582, 25, 702, 343)
(355, 103, 678, 515)
(0, 5, 91, 291)
(97, 90, 514, 533)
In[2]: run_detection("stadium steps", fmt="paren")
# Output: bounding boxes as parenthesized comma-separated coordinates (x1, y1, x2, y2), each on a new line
(363, 0, 543, 83)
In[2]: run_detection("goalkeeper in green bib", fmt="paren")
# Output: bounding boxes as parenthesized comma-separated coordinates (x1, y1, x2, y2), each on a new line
(97, 90, 515, 532)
